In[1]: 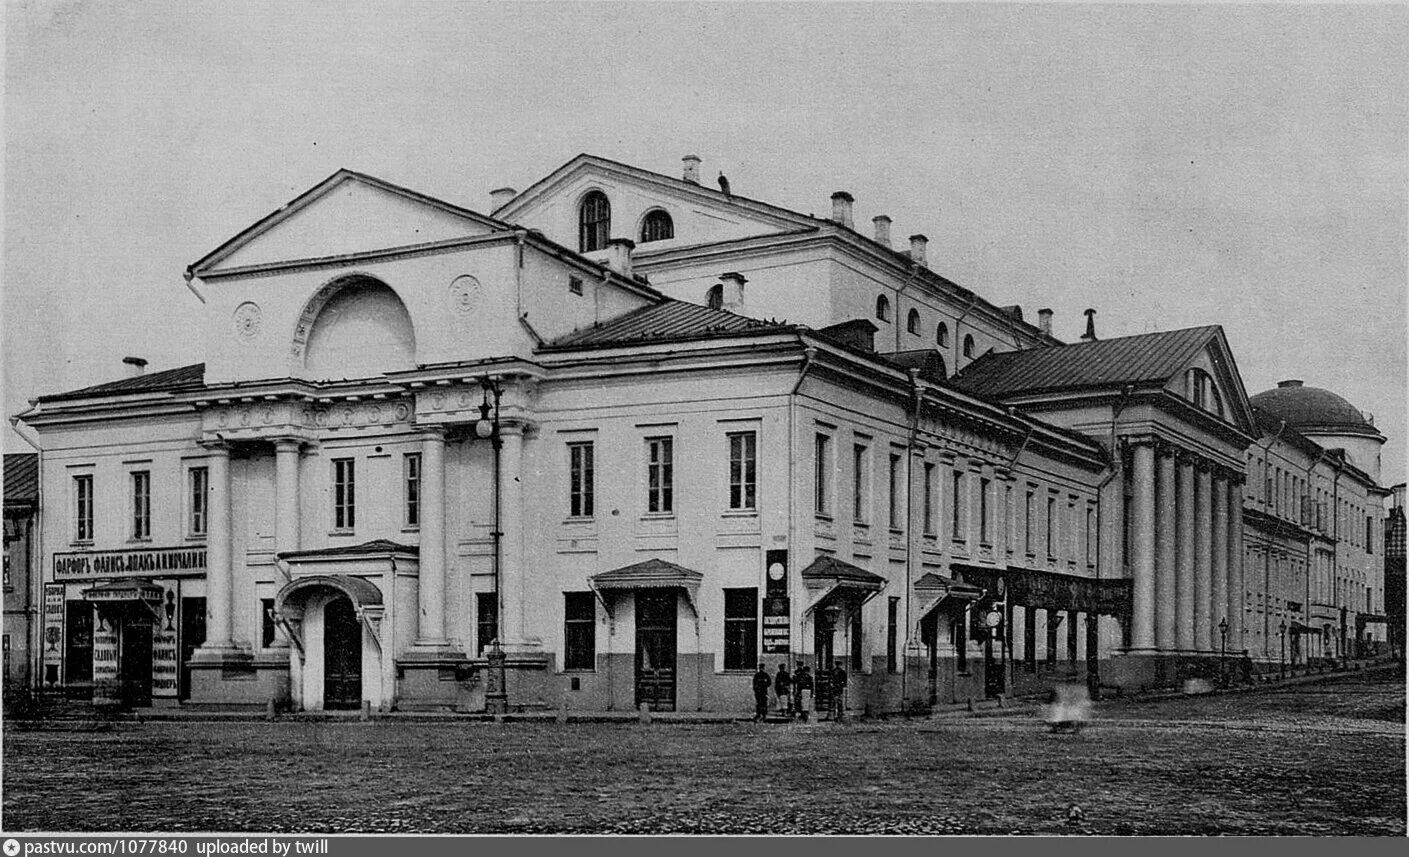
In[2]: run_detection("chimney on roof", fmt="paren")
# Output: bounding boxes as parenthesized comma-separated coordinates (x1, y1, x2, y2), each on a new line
(1081, 308, 1097, 342)
(605, 238, 635, 278)
(682, 155, 701, 185)
(719, 272, 748, 313)
(489, 187, 517, 209)
(909, 234, 929, 268)
(122, 356, 148, 378)
(830, 192, 854, 230)
(1278, 380, 1304, 388)
(872, 215, 892, 248)
(1037, 308, 1053, 337)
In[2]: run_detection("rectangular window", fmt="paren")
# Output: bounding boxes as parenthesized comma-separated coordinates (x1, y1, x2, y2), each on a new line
(1366, 517, 1374, 554)
(568, 276, 584, 296)
(569, 442, 595, 518)
(979, 477, 991, 543)
(723, 588, 758, 671)
(131, 471, 151, 540)
(951, 471, 964, 540)
(923, 463, 936, 535)
(886, 596, 899, 673)
(1086, 506, 1096, 566)
(333, 458, 355, 530)
(814, 434, 831, 516)
(728, 432, 757, 511)
(852, 444, 869, 523)
(476, 592, 498, 656)
(646, 437, 674, 514)
(261, 597, 277, 648)
(1046, 496, 1056, 557)
(1025, 490, 1035, 554)
(888, 453, 902, 529)
(189, 467, 208, 536)
(403, 453, 421, 527)
(564, 592, 596, 670)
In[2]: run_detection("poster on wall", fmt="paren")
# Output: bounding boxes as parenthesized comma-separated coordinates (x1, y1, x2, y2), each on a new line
(762, 596, 791, 654)
(91, 608, 119, 703)
(151, 581, 179, 698)
(42, 583, 65, 686)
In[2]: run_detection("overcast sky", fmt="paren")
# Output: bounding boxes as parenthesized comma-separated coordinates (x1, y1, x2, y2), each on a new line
(5, 1, 1406, 483)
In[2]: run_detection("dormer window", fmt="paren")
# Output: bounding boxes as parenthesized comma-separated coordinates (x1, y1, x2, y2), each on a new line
(640, 209, 674, 243)
(706, 284, 723, 310)
(579, 191, 611, 252)
(937, 322, 949, 348)
(906, 309, 921, 335)
(1185, 368, 1224, 417)
(962, 334, 975, 358)
(876, 294, 892, 322)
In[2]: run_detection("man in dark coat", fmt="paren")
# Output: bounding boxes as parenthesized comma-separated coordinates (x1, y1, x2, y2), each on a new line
(793, 663, 814, 721)
(752, 664, 772, 721)
(830, 661, 848, 721)
(774, 663, 793, 717)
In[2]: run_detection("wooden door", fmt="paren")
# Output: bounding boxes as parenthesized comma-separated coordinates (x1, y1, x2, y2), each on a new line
(179, 597, 206, 701)
(120, 613, 153, 706)
(634, 590, 677, 712)
(323, 596, 362, 710)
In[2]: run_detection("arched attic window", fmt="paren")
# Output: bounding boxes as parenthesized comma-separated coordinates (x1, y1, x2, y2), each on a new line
(579, 191, 611, 252)
(875, 294, 892, 322)
(962, 334, 975, 358)
(906, 308, 921, 335)
(640, 209, 674, 243)
(706, 283, 723, 310)
(1185, 368, 1224, 418)
(936, 322, 949, 348)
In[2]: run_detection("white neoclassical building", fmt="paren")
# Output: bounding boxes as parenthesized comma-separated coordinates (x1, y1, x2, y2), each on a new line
(15, 156, 1389, 711)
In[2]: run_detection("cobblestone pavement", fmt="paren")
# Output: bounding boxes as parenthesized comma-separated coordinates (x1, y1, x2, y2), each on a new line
(4, 673, 1403, 835)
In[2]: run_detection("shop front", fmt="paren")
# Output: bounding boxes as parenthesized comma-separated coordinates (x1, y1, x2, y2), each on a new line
(588, 559, 703, 713)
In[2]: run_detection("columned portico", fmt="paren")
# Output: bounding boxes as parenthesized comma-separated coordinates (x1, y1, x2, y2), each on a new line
(187, 440, 254, 705)
(1227, 477, 1245, 651)
(1211, 473, 1229, 649)
(414, 427, 448, 648)
(497, 423, 540, 652)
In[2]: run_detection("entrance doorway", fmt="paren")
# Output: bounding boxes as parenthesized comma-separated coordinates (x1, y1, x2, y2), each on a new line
(323, 596, 362, 710)
(919, 611, 939, 706)
(813, 608, 837, 712)
(179, 597, 206, 701)
(119, 613, 154, 707)
(634, 590, 676, 711)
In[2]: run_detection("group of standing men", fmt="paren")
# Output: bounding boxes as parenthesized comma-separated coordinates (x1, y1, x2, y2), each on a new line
(752, 662, 848, 722)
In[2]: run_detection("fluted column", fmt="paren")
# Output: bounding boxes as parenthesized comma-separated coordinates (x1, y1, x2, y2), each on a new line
(416, 428, 448, 647)
(1130, 442, 1157, 650)
(1227, 478, 1244, 651)
(1194, 464, 1213, 651)
(1155, 446, 1177, 650)
(1175, 454, 1196, 651)
(200, 441, 234, 651)
(1211, 473, 1229, 649)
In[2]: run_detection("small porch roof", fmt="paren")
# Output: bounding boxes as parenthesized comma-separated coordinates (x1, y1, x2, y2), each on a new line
(274, 573, 384, 614)
(799, 556, 887, 615)
(913, 572, 984, 621)
(589, 558, 704, 591)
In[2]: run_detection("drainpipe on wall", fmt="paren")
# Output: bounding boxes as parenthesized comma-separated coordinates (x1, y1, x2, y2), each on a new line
(902, 368, 923, 712)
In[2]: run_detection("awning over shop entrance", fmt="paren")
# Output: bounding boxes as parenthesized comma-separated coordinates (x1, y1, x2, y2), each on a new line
(589, 559, 703, 617)
(1287, 621, 1322, 636)
(799, 556, 887, 616)
(83, 580, 165, 622)
(913, 572, 984, 621)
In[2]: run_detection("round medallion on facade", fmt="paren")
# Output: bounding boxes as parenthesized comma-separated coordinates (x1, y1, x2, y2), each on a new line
(448, 275, 481, 315)
(394, 403, 411, 422)
(233, 302, 263, 341)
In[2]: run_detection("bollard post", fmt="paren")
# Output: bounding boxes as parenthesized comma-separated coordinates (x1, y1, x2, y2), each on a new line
(966, 697, 975, 712)
(638, 702, 652, 725)
(557, 693, 569, 724)
(360, 700, 371, 721)
(266, 699, 276, 722)
(486, 640, 509, 716)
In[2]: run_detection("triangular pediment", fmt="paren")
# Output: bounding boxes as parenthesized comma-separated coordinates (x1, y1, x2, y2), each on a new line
(493, 154, 818, 253)
(191, 170, 503, 277)
(1163, 328, 1257, 435)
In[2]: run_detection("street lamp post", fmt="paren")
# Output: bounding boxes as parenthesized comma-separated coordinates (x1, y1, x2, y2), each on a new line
(1218, 617, 1229, 687)
(1278, 619, 1287, 681)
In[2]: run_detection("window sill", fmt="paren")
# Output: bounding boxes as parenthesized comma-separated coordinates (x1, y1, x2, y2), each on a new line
(561, 668, 596, 675)
(328, 530, 356, 537)
(562, 516, 595, 525)
(815, 513, 834, 522)
(721, 509, 759, 518)
(127, 537, 153, 545)
(185, 533, 208, 542)
(401, 525, 421, 533)
(70, 540, 94, 548)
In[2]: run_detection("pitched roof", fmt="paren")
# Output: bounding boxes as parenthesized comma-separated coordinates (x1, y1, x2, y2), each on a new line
(590, 558, 704, 589)
(38, 364, 206, 403)
(948, 326, 1220, 399)
(4, 453, 39, 505)
(799, 556, 887, 588)
(542, 301, 789, 349)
